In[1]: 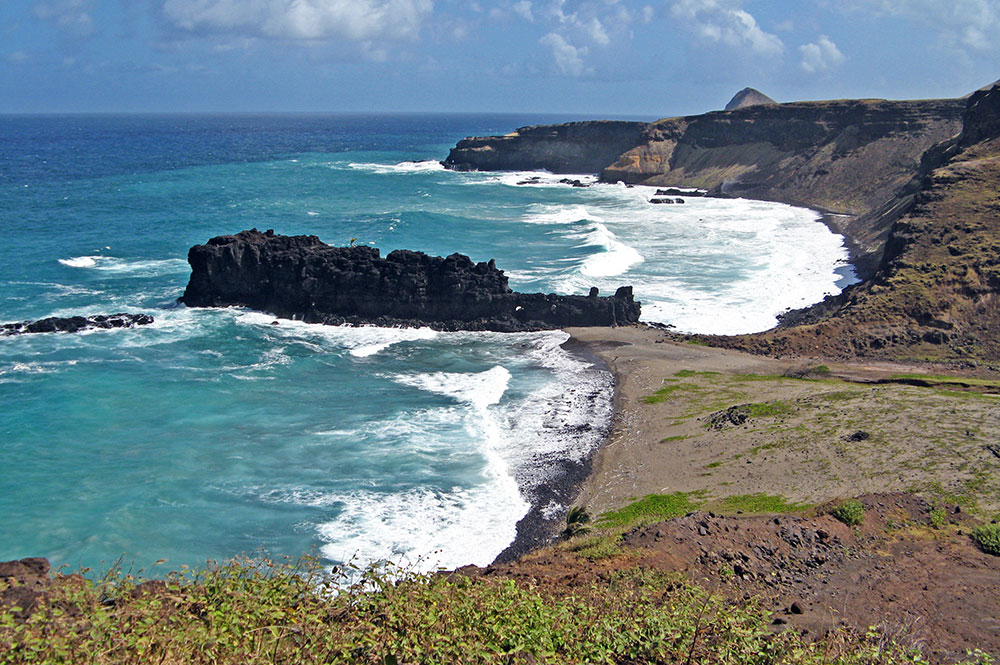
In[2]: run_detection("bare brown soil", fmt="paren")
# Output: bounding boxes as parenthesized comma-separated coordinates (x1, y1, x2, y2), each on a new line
(480, 493, 1000, 663)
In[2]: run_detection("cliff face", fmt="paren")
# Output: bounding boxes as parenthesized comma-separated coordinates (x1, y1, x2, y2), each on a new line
(443, 121, 649, 174)
(603, 98, 964, 215)
(705, 86, 1000, 361)
(444, 98, 964, 274)
(181, 229, 640, 332)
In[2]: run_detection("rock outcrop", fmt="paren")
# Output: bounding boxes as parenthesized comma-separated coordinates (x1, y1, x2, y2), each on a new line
(443, 121, 648, 174)
(700, 84, 1000, 361)
(724, 87, 776, 110)
(1, 313, 154, 336)
(181, 230, 640, 332)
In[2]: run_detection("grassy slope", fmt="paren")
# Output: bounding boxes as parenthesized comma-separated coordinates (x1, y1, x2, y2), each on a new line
(0, 556, 985, 665)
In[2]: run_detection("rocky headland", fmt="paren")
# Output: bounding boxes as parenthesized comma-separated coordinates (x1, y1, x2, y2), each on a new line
(443, 120, 648, 174)
(445, 95, 964, 278)
(180, 229, 640, 331)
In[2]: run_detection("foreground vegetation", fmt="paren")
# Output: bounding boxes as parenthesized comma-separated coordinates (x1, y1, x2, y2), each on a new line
(2, 557, 989, 665)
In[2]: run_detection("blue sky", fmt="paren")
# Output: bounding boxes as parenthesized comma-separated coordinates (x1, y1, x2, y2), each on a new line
(2, 0, 999, 114)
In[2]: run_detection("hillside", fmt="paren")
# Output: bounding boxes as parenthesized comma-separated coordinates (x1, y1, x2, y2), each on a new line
(724, 87, 776, 110)
(701, 85, 1000, 362)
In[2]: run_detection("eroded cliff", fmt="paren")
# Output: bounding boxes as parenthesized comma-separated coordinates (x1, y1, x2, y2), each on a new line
(444, 96, 964, 274)
(701, 85, 1000, 362)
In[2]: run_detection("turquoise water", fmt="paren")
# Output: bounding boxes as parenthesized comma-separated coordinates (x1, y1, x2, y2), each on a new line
(0, 114, 854, 573)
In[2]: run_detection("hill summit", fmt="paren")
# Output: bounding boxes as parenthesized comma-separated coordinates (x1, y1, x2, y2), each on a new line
(724, 87, 776, 110)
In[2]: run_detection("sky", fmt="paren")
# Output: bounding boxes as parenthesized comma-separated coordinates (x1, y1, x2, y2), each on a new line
(2, 0, 999, 115)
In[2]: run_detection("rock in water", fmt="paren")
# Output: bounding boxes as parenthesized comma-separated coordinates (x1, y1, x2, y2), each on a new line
(724, 87, 777, 111)
(181, 229, 641, 332)
(1, 313, 154, 336)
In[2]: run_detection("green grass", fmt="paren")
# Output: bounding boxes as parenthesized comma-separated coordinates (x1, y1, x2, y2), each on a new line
(564, 534, 624, 561)
(713, 494, 812, 515)
(0, 557, 976, 665)
(673, 370, 720, 378)
(643, 383, 701, 404)
(661, 435, 691, 443)
(971, 522, 1000, 555)
(832, 499, 866, 526)
(705, 461, 723, 468)
(597, 491, 704, 527)
(741, 400, 794, 417)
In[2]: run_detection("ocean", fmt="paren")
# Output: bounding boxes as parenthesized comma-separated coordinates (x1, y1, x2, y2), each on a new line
(0, 113, 855, 574)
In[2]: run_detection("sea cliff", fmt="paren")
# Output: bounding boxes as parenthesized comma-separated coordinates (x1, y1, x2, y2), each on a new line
(443, 120, 648, 174)
(703, 84, 1000, 362)
(444, 96, 964, 276)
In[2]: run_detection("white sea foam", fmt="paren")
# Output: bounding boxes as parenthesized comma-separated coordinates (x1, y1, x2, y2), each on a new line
(494, 172, 599, 188)
(347, 160, 445, 175)
(316, 480, 525, 570)
(519, 182, 853, 334)
(57, 255, 188, 277)
(58, 256, 100, 268)
(233, 311, 439, 357)
(521, 203, 592, 225)
(393, 366, 511, 409)
(574, 221, 644, 277)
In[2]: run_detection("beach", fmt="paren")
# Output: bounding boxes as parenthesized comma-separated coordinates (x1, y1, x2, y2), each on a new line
(563, 325, 1000, 519)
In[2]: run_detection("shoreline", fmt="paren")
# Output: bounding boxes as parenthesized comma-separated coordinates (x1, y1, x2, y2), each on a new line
(546, 325, 1000, 522)
(492, 336, 615, 563)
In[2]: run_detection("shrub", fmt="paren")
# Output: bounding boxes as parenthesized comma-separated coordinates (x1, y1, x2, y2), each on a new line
(971, 522, 1000, 555)
(929, 507, 946, 529)
(832, 499, 866, 526)
(562, 505, 591, 537)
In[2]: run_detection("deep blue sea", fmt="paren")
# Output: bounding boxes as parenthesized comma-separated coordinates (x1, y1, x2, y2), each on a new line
(0, 114, 855, 574)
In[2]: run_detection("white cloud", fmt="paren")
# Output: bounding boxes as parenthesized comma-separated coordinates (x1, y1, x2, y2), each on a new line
(34, 0, 96, 37)
(539, 31, 588, 75)
(846, 0, 999, 51)
(161, 0, 434, 42)
(799, 35, 845, 73)
(524, 1, 651, 75)
(513, 0, 534, 21)
(7, 51, 30, 64)
(670, 0, 783, 56)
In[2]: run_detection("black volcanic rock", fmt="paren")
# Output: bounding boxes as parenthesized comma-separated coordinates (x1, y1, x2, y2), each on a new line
(725, 87, 776, 110)
(1, 313, 154, 336)
(181, 229, 640, 332)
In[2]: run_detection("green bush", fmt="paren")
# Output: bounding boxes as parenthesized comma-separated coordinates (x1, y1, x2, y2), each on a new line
(562, 505, 591, 537)
(971, 522, 1000, 555)
(832, 499, 866, 526)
